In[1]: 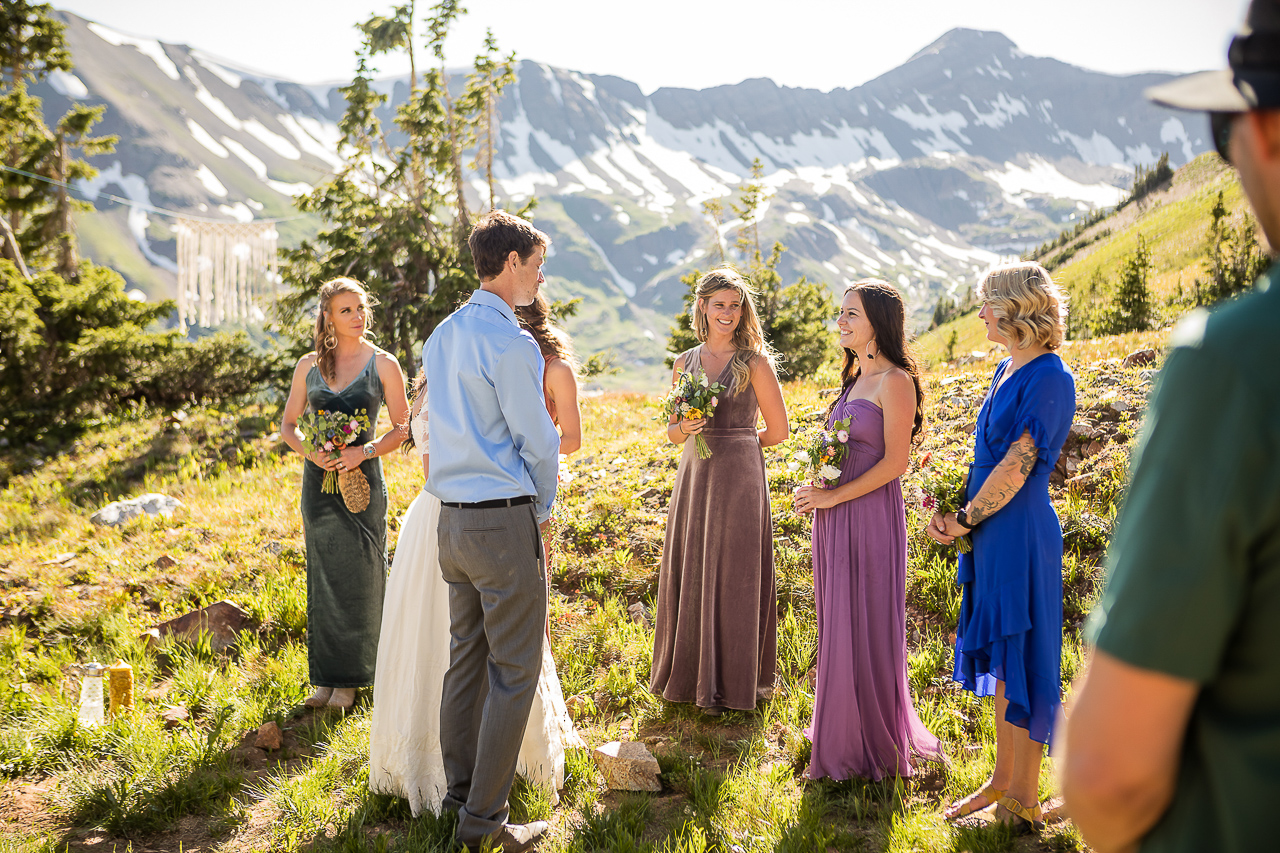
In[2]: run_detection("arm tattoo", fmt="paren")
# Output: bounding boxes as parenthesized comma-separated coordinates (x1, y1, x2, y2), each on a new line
(967, 432, 1037, 525)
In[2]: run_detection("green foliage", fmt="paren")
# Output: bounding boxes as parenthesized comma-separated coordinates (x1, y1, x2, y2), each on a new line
(1092, 234, 1154, 336)
(277, 2, 520, 376)
(0, 1, 116, 277)
(1191, 190, 1271, 304)
(666, 162, 835, 378)
(1123, 152, 1174, 209)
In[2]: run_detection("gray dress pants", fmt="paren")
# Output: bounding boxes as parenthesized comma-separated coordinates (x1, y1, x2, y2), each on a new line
(437, 502, 546, 849)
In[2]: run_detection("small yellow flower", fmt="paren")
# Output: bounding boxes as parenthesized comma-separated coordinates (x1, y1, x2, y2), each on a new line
(688, 409, 703, 419)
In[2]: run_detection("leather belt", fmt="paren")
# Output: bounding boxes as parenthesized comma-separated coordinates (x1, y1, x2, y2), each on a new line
(441, 495, 535, 509)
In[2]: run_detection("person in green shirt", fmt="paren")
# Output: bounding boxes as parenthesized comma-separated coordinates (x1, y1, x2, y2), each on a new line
(1062, 2, 1280, 852)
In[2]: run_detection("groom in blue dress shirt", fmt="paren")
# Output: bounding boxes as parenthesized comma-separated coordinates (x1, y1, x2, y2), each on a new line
(423, 210, 561, 853)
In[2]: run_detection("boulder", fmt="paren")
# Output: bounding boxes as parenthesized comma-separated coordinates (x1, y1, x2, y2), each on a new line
(592, 741, 662, 791)
(142, 599, 252, 653)
(160, 705, 190, 730)
(1122, 348, 1159, 369)
(254, 721, 283, 751)
(627, 602, 652, 628)
(90, 494, 183, 527)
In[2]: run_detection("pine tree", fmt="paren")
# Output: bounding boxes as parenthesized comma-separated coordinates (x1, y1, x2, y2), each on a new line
(1098, 235, 1154, 335)
(666, 160, 834, 377)
(1195, 190, 1270, 303)
(277, 1, 520, 376)
(0, 1, 115, 278)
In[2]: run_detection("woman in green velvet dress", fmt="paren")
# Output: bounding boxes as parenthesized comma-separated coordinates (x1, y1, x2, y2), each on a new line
(281, 278, 410, 709)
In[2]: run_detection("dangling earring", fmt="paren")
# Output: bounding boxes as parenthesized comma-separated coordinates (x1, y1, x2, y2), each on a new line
(323, 319, 336, 349)
(867, 341, 877, 360)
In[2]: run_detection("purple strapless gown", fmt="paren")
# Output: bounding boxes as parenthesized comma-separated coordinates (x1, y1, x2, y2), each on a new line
(805, 390, 944, 780)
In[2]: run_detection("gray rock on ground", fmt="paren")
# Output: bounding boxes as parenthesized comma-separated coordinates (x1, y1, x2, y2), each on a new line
(592, 740, 662, 791)
(90, 494, 183, 527)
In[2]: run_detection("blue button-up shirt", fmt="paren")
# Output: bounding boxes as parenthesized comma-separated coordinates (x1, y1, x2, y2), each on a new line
(423, 289, 560, 523)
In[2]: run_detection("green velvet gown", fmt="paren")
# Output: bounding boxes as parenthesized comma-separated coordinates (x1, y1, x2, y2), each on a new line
(300, 354, 388, 687)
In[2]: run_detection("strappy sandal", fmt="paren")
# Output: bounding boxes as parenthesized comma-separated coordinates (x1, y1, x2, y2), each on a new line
(995, 795, 1045, 833)
(945, 784, 1005, 820)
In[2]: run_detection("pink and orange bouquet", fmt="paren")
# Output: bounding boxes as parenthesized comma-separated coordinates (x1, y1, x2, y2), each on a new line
(657, 368, 726, 459)
(787, 415, 854, 490)
(298, 408, 370, 493)
(918, 452, 973, 553)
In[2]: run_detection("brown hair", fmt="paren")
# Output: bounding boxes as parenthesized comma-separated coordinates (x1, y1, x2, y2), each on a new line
(515, 293, 578, 374)
(690, 267, 778, 395)
(468, 210, 550, 281)
(313, 277, 376, 384)
(828, 279, 925, 441)
(978, 262, 1067, 350)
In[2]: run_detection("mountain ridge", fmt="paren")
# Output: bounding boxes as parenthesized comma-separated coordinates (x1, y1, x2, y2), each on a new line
(38, 10, 1211, 387)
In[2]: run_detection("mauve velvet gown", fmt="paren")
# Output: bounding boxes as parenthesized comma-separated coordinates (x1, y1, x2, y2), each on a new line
(650, 346, 777, 711)
(805, 388, 944, 780)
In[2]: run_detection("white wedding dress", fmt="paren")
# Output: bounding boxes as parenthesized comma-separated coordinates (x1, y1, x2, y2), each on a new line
(368, 401, 584, 816)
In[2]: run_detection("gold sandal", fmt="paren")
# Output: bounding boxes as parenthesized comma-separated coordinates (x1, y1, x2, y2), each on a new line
(996, 795, 1045, 832)
(945, 784, 1005, 820)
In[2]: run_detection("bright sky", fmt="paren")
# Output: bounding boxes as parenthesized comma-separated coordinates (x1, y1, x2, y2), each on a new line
(55, 0, 1249, 93)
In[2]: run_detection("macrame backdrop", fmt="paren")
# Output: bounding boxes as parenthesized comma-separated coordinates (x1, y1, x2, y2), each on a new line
(174, 219, 279, 330)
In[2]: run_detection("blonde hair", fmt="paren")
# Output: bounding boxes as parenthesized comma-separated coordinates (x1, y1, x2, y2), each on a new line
(516, 293, 578, 374)
(978, 263, 1067, 350)
(314, 277, 377, 383)
(691, 267, 777, 394)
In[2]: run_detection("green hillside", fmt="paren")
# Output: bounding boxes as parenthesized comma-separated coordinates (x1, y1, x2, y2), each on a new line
(918, 152, 1263, 367)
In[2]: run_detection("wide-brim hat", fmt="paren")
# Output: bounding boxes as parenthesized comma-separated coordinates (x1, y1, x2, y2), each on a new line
(1147, 0, 1280, 112)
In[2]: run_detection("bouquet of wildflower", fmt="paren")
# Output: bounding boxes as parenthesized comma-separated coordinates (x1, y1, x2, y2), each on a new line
(918, 452, 973, 553)
(787, 415, 854, 490)
(657, 368, 726, 459)
(298, 409, 371, 504)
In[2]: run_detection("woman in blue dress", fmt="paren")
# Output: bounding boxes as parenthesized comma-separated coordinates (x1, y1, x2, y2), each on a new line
(926, 263, 1075, 831)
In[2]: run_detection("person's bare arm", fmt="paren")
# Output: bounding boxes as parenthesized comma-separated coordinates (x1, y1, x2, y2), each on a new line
(751, 356, 789, 448)
(927, 430, 1037, 543)
(545, 358, 582, 455)
(795, 370, 913, 513)
(1062, 650, 1199, 853)
(666, 353, 705, 445)
(408, 384, 429, 480)
(281, 354, 337, 470)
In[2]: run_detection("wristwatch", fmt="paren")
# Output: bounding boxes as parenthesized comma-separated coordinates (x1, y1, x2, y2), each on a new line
(362, 442, 375, 459)
(955, 508, 975, 531)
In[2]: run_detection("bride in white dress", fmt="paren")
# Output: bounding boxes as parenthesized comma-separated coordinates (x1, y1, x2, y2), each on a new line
(368, 389, 584, 816)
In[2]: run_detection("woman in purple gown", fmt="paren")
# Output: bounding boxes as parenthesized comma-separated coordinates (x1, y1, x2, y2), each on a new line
(794, 280, 944, 781)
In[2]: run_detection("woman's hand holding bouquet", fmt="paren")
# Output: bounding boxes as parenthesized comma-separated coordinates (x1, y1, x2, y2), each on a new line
(918, 452, 973, 553)
(299, 409, 373, 511)
(658, 368, 726, 459)
(788, 416, 853, 514)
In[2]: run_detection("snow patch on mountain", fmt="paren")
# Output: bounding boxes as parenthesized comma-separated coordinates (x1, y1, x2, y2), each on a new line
(892, 95, 972, 154)
(87, 23, 180, 81)
(985, 157, 1127, 207)
(187, 119, 230, 158)
(194, 165, 228, 197)
(48, 69, 88, 99)
(222, 138, 267, 180)
(243, 119, 301, 160)
(77, 161, 177, 272)
(192, 51, 242, 88)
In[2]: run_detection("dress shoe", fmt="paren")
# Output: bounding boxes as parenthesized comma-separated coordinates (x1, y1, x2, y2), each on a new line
(466, 820, 548, 853)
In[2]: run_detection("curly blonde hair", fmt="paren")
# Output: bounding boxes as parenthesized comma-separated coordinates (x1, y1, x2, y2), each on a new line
(314, 277, 377, 383)
(978, 263, 1067, 350)
(690, 267, 778, 394)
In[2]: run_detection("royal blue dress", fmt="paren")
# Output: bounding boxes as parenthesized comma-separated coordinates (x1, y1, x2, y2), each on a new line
(953, 353, 1075, 745)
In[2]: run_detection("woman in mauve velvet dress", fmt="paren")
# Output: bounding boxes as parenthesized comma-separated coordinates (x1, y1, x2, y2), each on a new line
(650, 267, 789, 717)
(795, 279, 944, 780)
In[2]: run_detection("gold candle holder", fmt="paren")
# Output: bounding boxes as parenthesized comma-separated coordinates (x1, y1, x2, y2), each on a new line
(107, 658, 134, 717)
